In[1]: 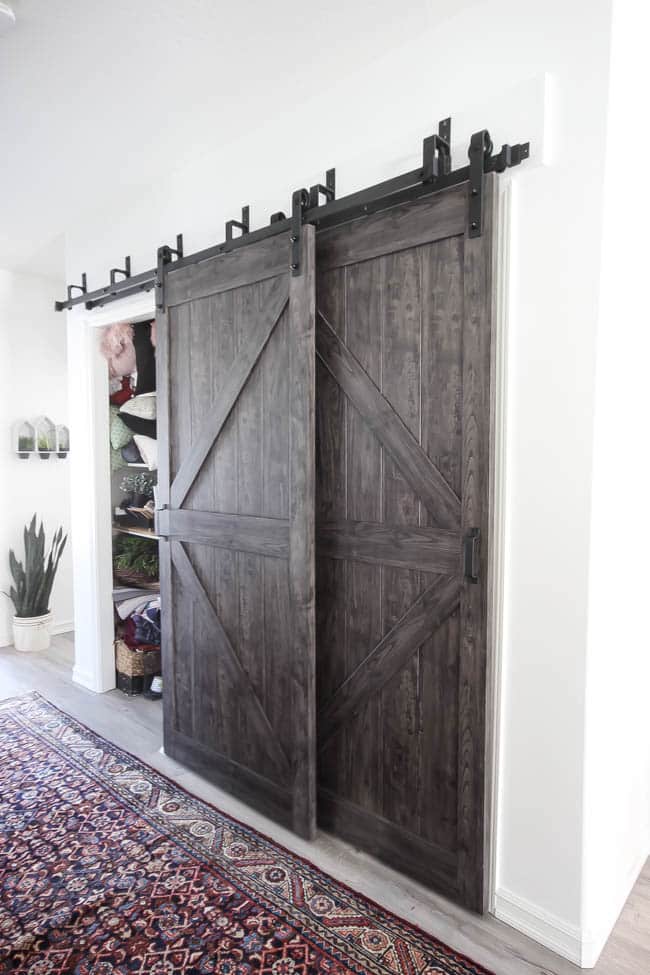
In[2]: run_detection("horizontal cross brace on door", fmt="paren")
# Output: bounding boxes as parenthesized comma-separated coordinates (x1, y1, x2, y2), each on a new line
(53, 118, 529, 312)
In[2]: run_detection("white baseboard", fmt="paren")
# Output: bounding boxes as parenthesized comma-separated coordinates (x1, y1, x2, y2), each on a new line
(52, 619, 74, 635)
(494, 888, 583, 966)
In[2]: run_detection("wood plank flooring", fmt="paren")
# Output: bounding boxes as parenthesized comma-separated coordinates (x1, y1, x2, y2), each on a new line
(0, 635, 647, 975)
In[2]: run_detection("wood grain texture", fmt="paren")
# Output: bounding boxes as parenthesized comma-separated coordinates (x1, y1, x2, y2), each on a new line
(316, 313, 461, 530)
(318, 577, 461, 747)
(318, 789, 459, 900)
(288, 225, 317, 838)
(171, 540, 291, 780)
(379, 247, 424, 833)
(166, 232, 291, 306)
(418, 234, 464, 852)
(317, 521, 461, 574)
(456, 176, 495, 913)
(160, 230, 317, 840)
(158, 509, 289, 559)
(317, 184, 466, 271)
(165, 727, 293, 828)
(342, 258, 383, 818)
(314, 180, 494, 910)
(170, 275, 288, 508)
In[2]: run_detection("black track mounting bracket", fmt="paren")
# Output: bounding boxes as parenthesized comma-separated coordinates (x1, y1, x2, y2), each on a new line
(225, 206, 250, 243)
(109, 256, 131, 285)
(65, 273, 87, 304)
(290, 189, 309, 276)
(468, 130, 530, 237)
(155, 234, 184, 312)
(422, 117, 452, 183)
(309, 169, 336, 209)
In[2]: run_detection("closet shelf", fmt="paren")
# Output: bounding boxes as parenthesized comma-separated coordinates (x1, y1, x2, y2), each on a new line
(112, 525, 159, 541)
(112, 584, 160, 602)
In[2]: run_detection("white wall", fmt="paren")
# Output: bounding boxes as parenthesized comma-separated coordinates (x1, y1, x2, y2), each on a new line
(0, 269, 73, 646)
(581, 0, 650, 966)
(61, 0, 626, 964)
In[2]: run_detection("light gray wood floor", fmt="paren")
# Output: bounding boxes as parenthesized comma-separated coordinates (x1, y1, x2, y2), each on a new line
(0, 635, 647, 975)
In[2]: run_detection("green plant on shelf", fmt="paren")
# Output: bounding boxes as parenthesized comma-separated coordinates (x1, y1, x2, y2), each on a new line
(119, 471, 155, 498)
(17, 436, 34, 452)
(37, 438, 51, 451)
(113, 534, 159, 579)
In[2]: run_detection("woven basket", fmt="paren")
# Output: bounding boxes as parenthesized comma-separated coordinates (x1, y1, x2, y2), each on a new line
(113, 567, 160, 590)
(115, 639, 161, 677)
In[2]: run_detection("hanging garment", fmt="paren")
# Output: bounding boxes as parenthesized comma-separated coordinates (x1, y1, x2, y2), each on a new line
(115, 594, 152, 621)
(100, 323, 136, 379)
(133, 322, 156, 395)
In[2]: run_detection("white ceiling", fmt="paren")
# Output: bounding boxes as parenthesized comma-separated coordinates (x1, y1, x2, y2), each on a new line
(0, 0, 472, 278)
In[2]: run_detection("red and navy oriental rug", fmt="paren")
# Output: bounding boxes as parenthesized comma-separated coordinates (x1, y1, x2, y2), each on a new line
(0, 693, 492, 975)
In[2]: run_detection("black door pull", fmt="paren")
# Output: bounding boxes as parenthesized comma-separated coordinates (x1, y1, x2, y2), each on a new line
(464, 528, 480, 583)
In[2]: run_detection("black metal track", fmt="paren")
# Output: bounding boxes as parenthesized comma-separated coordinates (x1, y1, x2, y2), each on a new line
(54, 121, 529, 312)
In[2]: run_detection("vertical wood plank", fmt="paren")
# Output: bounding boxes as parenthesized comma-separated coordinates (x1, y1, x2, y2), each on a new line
(210, 289, 239, 764)
(289, 225, 317, 838)
(169, 305, 194, 738)
(344, 258, 383, 815)
(262, 279, 291, 772)
(380, 248, 424, 832)
(316, 264, 348, 798)
(457, 176, 495, 911)
(186, 295, 219, 746)
(419, 235, 464, 851)
(234, 279, 263, 770)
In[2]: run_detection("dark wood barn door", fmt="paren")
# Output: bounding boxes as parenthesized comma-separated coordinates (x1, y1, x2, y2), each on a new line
(156, 227, 317, 838)
(315, 179, 495, 910)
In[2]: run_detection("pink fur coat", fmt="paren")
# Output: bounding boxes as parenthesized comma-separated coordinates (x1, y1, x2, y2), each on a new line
(99, 322, 136, 378)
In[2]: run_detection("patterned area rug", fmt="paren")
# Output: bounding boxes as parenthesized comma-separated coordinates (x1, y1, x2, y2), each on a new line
(0, 693, 492, 975)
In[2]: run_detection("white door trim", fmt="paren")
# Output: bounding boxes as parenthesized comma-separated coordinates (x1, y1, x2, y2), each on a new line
(68, 291, 156, 693)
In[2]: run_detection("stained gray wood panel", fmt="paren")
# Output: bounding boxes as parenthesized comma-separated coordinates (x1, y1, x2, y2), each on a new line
(157, 226, 317, 839)
(315, 182, 495, 911)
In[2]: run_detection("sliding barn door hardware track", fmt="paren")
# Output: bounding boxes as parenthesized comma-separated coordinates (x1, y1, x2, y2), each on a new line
(290, 189, 309, 275)
(225, 206, 250, 242)
(109, 256, 131, 285)
(468, 130, 529, 237)
(422, 117, 451, 182)
(54, 117, 529, 311)
(308, 168, 336, 209)
(155, 235, 184, 313)
(65, 273, 87, 303)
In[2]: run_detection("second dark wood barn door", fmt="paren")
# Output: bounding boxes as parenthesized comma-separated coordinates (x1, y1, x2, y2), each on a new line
(156, 227, 317, 838)
(315, 180, 494, 910)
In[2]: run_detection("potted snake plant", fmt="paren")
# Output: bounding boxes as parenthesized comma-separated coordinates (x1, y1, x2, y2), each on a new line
(4, 516, 67, 651)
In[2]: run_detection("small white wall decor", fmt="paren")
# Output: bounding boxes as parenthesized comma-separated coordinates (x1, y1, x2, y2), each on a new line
(14, 419, 35, 458)
(13, 417, 69, 459)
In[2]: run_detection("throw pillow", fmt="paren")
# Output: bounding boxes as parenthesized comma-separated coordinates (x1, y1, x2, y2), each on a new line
(110, 406, 133, 450)
(133, 435, 157, 471)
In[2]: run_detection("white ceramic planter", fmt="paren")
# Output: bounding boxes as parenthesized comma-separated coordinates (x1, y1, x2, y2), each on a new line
(12, 612, 53, 652)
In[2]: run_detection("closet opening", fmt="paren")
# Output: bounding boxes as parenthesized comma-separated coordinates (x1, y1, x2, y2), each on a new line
(101, 318, 162, 703)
